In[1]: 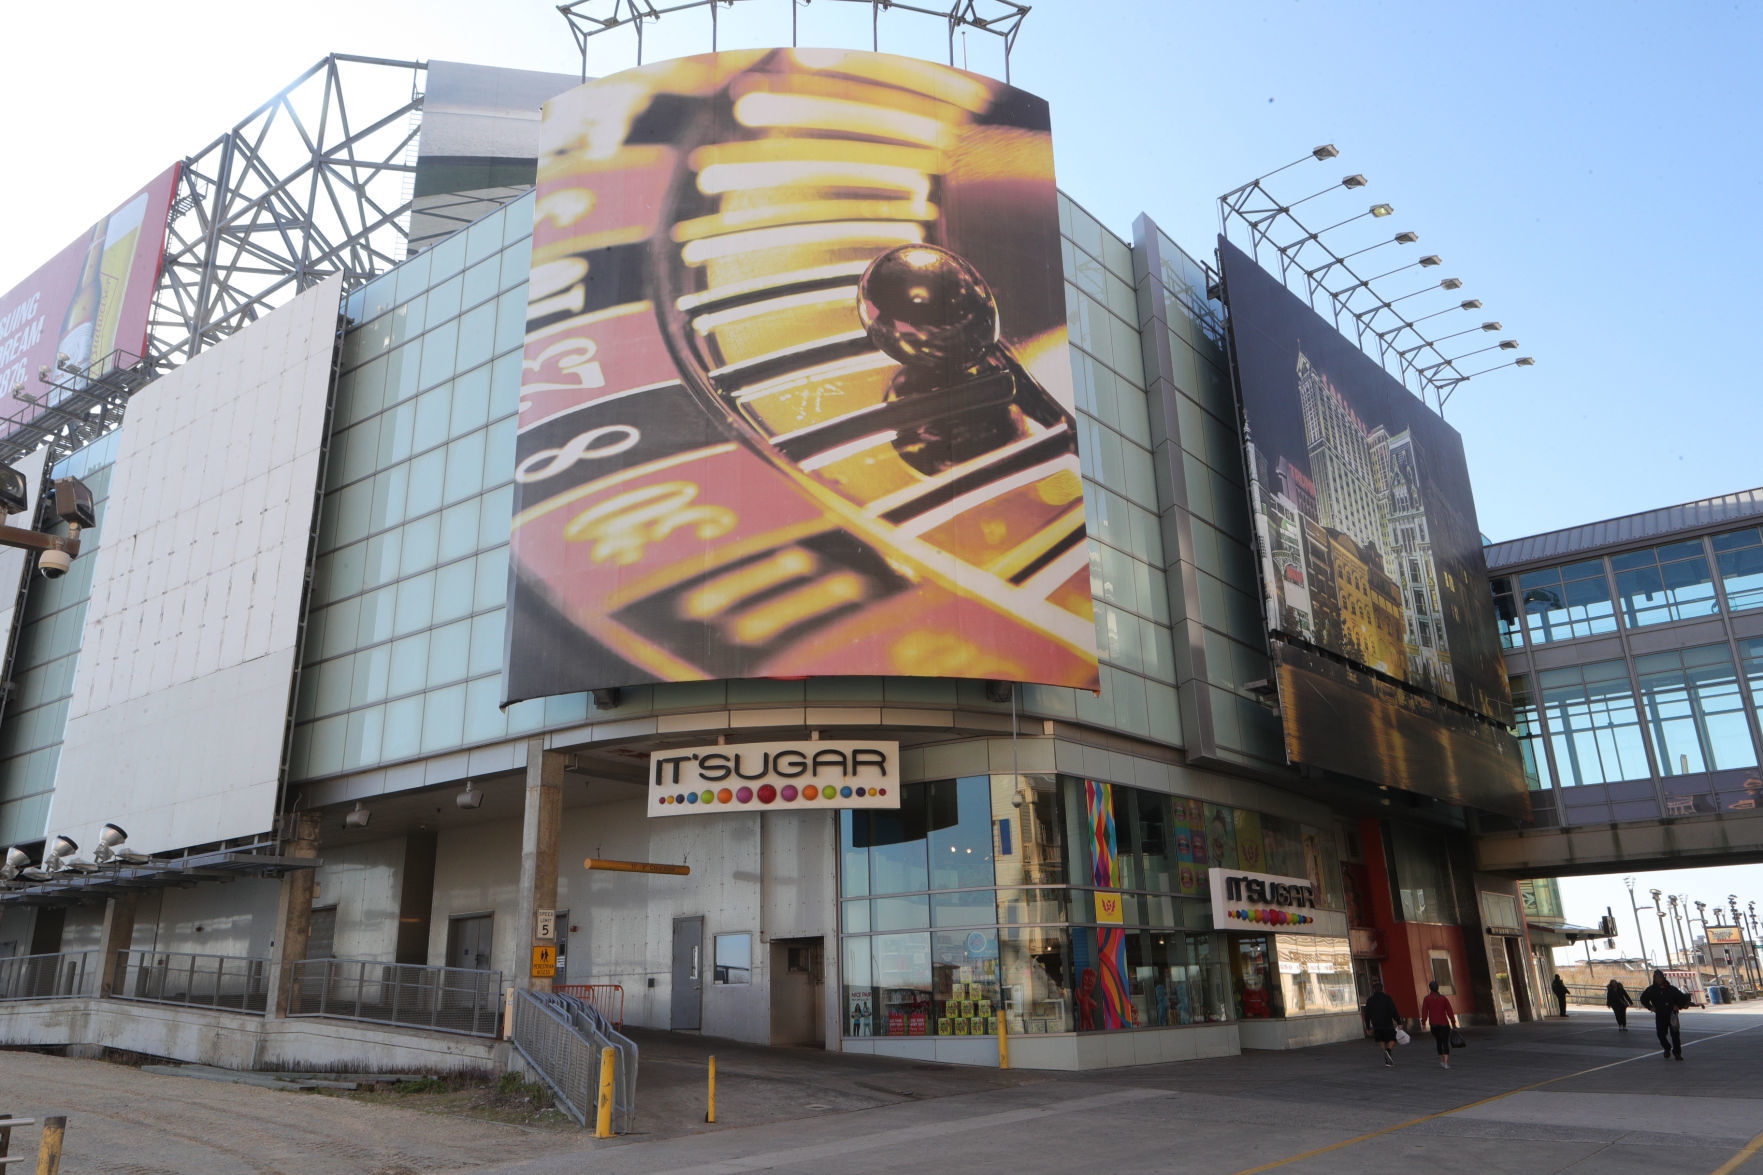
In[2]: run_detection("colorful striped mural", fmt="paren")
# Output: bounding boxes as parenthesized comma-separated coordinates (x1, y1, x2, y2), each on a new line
(1083, 779, 1132, 1029)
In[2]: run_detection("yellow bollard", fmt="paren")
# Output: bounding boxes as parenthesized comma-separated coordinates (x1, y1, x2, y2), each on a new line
(707, 1055, 716, 1123)
(997, 1014, 1010, 1070)
(35, 1115, 65, 1175)
(595, 1047, 616, 1139)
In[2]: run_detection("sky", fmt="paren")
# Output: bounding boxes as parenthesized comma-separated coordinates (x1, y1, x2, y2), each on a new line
(1, 1, 1760, 930)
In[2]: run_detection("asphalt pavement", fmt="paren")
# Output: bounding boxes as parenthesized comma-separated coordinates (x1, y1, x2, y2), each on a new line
(4, 1004, 1763, 1174)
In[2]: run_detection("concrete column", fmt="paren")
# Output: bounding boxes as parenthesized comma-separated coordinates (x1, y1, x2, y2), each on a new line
(514, 738, 565, 993)
(96, 892, 139, 998)
(265, 810, 323, 1019)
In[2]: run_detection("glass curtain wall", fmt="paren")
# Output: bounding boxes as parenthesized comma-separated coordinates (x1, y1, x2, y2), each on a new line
(1613, 541, 1719, 628)
(838, 773, 1343, 1037)
(1715, 526, 1763, 612)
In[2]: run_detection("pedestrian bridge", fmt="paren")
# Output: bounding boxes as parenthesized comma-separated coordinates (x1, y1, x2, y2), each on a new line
(1475, 804, 1763, 878)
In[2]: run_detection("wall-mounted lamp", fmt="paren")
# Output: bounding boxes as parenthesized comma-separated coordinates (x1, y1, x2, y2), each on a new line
(1, 845, 28, 881)
(95, 822, 152, 865)
(456, 781, 484, 811)
(344, 802, 371, 829)
(985, 680, 1014, 703)
(591, 687, 622, 709)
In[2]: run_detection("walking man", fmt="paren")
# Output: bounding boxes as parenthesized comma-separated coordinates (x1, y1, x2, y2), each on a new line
(1363, 980, 1402, 1068)
(1606, 978, 1633, 1030)
(1551, 972, 1569, 1017)
(1421, 979, 1458, 1069)
(1639, 969, 1691, 1060)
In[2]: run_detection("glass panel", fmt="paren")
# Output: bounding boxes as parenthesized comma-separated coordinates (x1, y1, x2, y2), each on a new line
(927, 776, 994, 889)
(842, 936, 875, 1036)
(871, 932, 932, 1038)
(713, 933, 751, 984)
(1518, 562, 1616, 644)
(1272, 936, 1356, 1017)
(1715, 526, 1763, 612)
(930, 929, 999, 1037)
(1615, 541, 1719, 627)
(872, 894, 929, 932)
(838, 809, 870, 897)
(931, 890, 997, 928)
(862, 782, 930, 895)
(1542, 659, 1652, 785)
(990, 774, 1065, 886)
(1636, 645, 1758, 775)
(1000, 926, 1071, 1033)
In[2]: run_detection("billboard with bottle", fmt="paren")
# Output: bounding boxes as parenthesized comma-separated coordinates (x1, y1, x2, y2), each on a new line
(0, 165, 180, 441)
(503, 50, 1094, 700)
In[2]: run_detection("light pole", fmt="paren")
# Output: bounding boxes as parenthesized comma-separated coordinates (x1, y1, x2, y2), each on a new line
(1668, 894, 1688, 967)
(1695, 900, 1723, 997)
(1651, 889, 1672, 967)
(1625, 877, 1652, 965)
(1732, 896, 1755, 995)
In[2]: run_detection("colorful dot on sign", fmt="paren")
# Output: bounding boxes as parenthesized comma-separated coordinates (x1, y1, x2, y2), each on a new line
(757, 784, 777, 804)
(800, 785, 816, 801)
(840, 786, 853, 798)
(717, 788, 734, 804)
(700, 790, 714, 804)
(686, 792, 698, 804)
(736, 786, 753, 803)
(780, 785, 799, 802)
(879, 788, 887, 796)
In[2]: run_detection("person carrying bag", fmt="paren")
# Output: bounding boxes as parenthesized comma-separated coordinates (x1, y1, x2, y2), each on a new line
(1421, 980, 1459, 1069)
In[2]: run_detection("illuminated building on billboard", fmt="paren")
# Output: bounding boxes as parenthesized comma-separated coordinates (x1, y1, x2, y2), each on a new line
(0, 34, 1558, 1083)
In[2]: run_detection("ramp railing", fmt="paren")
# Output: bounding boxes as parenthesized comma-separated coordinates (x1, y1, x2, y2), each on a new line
(510, 989, 638, 1131)
(286, 958, 503, 1037)
(0, 950, 98, 1001)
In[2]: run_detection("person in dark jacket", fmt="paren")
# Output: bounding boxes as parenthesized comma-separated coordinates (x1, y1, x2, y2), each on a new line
(1606, 978, 1633, 1030)
(1363, 981, 1402, 1068)
(1551, 972, 1570, 1017)
(1639, 969, 1691, 1059)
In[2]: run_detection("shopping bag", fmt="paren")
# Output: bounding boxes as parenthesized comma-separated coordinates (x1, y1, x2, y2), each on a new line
(1449, 1028, 1467, 1049)
(1395, 1027, 1411, 1045)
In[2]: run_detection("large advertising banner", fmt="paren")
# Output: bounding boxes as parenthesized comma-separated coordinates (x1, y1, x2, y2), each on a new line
(1219, 238, 1527, 816)
(504, 50, 1096, 700)
(0, 165, 179, 437)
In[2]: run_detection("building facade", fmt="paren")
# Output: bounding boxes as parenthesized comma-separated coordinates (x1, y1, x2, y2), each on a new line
(0, 51, 1537, 1071)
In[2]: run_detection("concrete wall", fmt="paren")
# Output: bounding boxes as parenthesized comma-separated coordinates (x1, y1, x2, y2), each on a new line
(314, 836, 410, 961)
(0, 997, 500, 1073)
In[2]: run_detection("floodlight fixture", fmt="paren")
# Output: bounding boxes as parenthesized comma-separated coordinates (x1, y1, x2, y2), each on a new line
(1341, 174, 1368, 189)
(344, 802, 371, 829)
(49, 834, 77, 861)
(1369, 203, 1393, 217)
(0, 466, 27, 516)
(1393, 231, 1419, 244)
(94, 822, 153, 865)
(456, 781, 484, 811)
(2, 845, 28, 880)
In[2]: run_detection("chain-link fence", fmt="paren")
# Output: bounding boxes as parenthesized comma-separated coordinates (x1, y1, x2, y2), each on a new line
(0, 951, 98, 1001)
(511, 989, 637, 1131)
(286, 958, 503, 1036)
(114, 951, 268, 1013)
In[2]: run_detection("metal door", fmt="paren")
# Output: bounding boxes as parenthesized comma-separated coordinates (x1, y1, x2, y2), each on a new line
(672, 916, 703, 1030)
(554, 910, 569, 987)
(448, 914, 494, 971)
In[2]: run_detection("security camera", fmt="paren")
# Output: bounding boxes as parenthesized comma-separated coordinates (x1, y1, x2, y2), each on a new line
(38, 548, 71, 579)
(456, 781, 483, 810)
(344, 802, 371, 829)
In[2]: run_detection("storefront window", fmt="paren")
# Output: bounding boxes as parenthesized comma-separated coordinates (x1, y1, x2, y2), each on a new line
(1386, 826, 1459, 924)
(932, 929, 999, 1036)
(928, 776, 995, 889)
(1272, 936, 1355, 1016)
(990, 773, 1067, 886)
(1000, 925, 1072, 1033)
(872, 931, 932, 1036)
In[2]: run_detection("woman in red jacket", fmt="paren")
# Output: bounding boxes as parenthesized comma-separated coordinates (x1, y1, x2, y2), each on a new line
(1421, 980, 1458, 1069)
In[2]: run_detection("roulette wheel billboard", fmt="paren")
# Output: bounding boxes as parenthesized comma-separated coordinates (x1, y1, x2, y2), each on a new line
(505, 49, 1098, 702)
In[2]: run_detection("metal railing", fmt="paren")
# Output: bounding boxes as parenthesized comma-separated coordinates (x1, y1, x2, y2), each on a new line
(0, 950, 98, 1001)
(286, 958, 503, 1037)
(114, 951, 269, 1014)
(554, 983, 624, 1028)
(511, 989, 638, 1131)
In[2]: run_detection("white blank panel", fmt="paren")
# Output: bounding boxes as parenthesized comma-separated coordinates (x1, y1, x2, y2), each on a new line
(49, 276, 341, 854)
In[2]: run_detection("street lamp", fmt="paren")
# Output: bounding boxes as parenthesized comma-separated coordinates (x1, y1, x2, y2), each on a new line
(1651, 889, 1672, 968)
(1625, 877, 1652, 965)
(1667, 894, 1689, 968)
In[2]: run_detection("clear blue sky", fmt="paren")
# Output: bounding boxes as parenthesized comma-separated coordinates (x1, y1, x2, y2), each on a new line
(3, 1, 1760, 927)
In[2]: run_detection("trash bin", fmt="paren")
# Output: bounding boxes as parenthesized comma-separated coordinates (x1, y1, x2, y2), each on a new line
(1709, 985, 1726, 1005)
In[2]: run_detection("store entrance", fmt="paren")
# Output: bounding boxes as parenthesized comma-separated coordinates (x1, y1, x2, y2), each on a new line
(770, 937, 825, 1046)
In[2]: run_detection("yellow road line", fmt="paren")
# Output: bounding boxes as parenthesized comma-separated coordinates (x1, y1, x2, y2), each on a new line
(1230, 1022, 1763, 1175)
(1711, 1129, 1763, 1175)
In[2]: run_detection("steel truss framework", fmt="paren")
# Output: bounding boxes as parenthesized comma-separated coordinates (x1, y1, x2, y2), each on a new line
(1218, 151, 1533, 415)
(0, 55, 431, 469)
(559, 0, 1030, 81)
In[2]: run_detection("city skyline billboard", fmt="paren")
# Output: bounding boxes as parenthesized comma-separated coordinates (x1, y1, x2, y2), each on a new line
(0, 165, 179, 441)
(1220, 238, 1527, 815)
(504, 50, 1096, 702)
